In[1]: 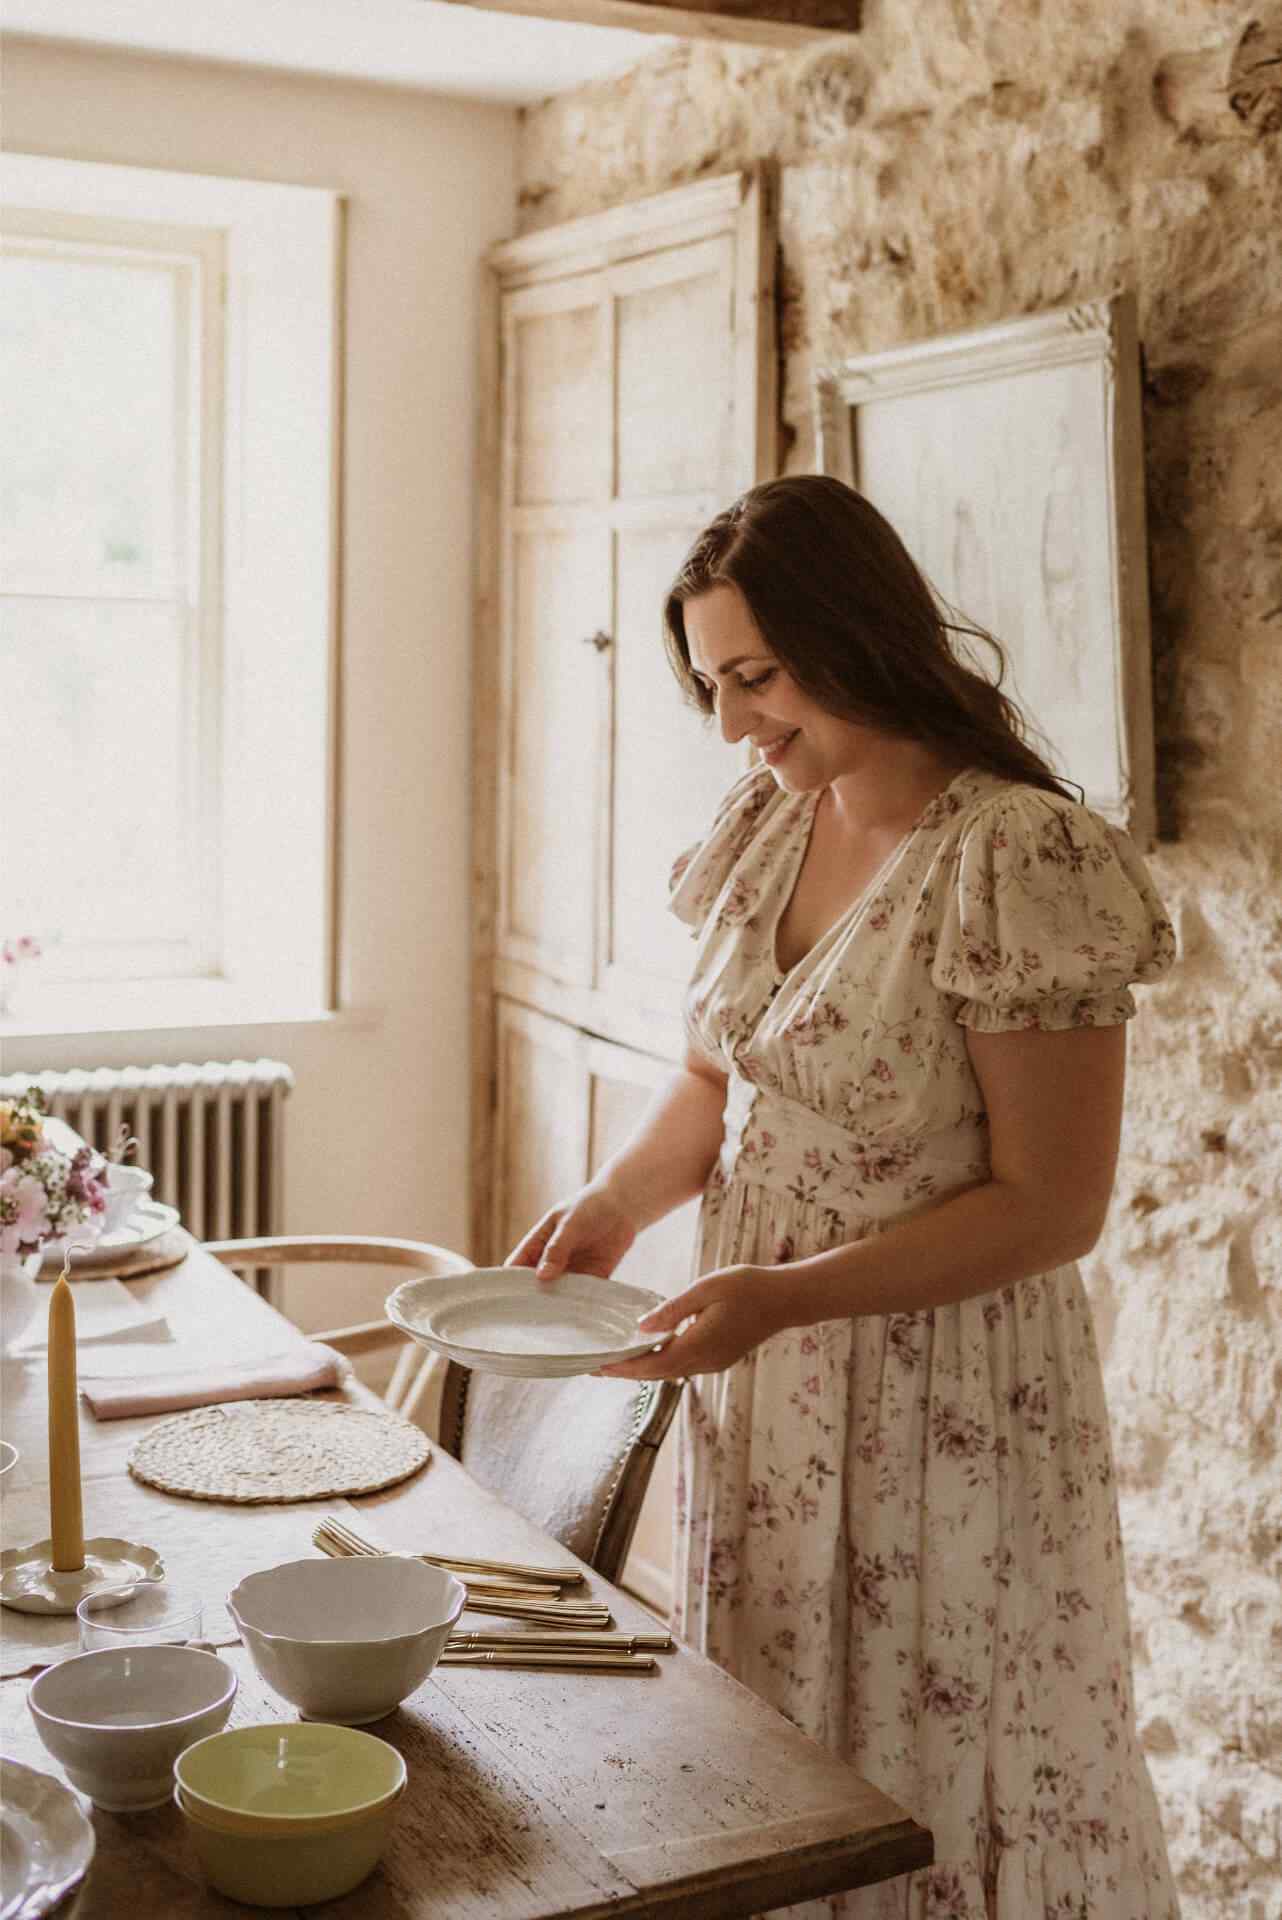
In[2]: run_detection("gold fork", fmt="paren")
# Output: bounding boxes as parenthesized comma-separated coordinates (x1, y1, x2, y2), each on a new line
(316, 1516, 583, 1586)
(313, 1521, 611, 1627)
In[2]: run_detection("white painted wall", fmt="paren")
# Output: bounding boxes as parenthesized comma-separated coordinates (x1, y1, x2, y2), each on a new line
(1, 38, 519, 1327)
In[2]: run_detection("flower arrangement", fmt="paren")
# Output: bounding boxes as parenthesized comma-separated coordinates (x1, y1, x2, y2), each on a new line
(0, 1089, 107, 1260)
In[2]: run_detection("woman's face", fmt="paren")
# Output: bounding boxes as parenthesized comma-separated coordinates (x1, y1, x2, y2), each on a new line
(683, 582, 875, 792)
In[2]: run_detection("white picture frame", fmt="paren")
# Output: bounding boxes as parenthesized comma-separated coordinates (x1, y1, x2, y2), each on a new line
(813, 296, 1156, 844)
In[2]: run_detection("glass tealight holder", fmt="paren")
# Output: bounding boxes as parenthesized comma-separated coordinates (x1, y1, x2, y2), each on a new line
(77, 1582, 203, 1652)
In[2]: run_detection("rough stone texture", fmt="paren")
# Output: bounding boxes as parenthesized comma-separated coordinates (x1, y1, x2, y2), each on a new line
(519, 7, 1282, 1915)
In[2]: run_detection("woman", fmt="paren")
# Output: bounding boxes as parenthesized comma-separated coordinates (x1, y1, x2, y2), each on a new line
(509, 476, 1180, 1918)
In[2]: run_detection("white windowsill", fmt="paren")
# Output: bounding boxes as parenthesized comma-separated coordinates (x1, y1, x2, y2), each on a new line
(0, 978, 381, 1045)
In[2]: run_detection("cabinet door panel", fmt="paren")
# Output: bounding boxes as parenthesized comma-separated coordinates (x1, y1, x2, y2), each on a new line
(607, 520, 746, 1014)
(614, 240, 734, 500)
(500, 526, 609, 986)
(512, 293, 608, 507)
(492, 1000, 589, 1265)
(586, 1052, 700, 1307)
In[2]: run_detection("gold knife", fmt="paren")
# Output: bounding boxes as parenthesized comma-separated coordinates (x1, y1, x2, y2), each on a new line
(438, 1649, 656, 1672)
(456, 1576, 569, 1599)
(462, 1597, 612, 1625)
(450, 1630, 672, 1652)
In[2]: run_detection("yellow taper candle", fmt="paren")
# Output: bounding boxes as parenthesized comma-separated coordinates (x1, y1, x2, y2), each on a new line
(47, 1270, 85, 1571)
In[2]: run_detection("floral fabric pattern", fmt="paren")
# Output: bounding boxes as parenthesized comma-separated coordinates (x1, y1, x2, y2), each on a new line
(668, 767, 1179, 1919)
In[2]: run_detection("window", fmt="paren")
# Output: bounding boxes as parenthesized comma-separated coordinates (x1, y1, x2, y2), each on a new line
(0, 156, 340, 1026)
(2, 210, 225, 982)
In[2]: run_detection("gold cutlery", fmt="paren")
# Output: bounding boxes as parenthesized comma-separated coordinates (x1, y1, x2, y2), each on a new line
(449, 1629, 672, 1653)
(438, 1648, 656, 1673)
(458, 1596, 613, 1626)
(313, 1522, 611, 1626)
(315, 1517, 582, 1586)
(424, 1556, 582, 1587)
(437, 1575, 564, 1599)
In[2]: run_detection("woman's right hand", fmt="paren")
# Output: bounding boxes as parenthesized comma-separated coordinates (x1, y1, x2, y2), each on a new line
(505, 1184, 638, 1284)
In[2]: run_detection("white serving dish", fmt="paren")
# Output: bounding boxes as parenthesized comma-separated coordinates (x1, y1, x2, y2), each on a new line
(40, 1199, 179, 1270)
(228, 1555, 465, 1725)
(0, 1758, 96, 1920)
(385, 1266, 670, 1379)
(26, 1644, 238, 1811)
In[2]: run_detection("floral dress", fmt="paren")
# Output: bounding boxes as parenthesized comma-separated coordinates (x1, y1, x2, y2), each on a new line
(668, 765, 1180, 1920)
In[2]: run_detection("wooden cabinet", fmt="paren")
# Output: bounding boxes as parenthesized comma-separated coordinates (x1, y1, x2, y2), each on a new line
(490, 1001, 700, 1289)
(473, 173, 777, 1611)
(490, 1004, 693, 1613)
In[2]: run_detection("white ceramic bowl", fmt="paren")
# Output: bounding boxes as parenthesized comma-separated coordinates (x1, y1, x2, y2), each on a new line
(101, 1163, 155, 1235)
(27, 1644, 238, 1810)
(228, 1555, 465, 1725)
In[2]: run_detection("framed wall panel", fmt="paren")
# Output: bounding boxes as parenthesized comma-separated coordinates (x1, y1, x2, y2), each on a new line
(814, 296, 1156, 844)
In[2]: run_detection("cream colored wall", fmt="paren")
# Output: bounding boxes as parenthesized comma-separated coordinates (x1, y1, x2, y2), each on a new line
(0, 38, 519, 1325)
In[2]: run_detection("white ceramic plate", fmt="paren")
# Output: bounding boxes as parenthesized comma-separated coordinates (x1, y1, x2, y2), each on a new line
(40, 1200, 180, 1271)
(385, 1268, 671, 1379)
(0, 1760, 95, 1920)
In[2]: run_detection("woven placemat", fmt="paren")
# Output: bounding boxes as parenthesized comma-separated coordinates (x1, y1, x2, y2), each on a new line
(127, 1398, 431, 1504)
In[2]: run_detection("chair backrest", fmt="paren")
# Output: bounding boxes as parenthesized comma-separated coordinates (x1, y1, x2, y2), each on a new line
(202, 1235, 472, 1422)
(436, 1364, 682, 1586)
(205, 1235, 684, 1584)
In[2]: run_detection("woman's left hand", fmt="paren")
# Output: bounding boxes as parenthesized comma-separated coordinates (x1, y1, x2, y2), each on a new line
(596, 1264, 793, 1379)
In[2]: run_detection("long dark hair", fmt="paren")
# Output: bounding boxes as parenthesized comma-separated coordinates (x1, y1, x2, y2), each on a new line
(663, 475, 1074, 800)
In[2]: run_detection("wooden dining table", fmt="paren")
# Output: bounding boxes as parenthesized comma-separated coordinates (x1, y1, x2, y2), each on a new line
(0, 1236, 932, 1917)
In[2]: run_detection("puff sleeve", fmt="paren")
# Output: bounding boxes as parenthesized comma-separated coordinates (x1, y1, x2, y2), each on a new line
(669, 765, 781, 934)
(931, 789, 1176, 1031)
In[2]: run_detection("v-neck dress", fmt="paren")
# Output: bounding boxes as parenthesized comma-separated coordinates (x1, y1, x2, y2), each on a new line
(667, 765, 1179, 1920)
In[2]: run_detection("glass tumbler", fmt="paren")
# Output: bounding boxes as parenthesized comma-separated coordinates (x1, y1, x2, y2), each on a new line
(77, 1582, 203, 1652)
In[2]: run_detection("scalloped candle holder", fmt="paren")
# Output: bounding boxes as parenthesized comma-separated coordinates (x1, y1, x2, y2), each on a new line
(0, 1537, 165, 1615)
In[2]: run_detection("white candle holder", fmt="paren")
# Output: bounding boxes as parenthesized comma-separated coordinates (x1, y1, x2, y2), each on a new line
(0, 1537, 165, 1615)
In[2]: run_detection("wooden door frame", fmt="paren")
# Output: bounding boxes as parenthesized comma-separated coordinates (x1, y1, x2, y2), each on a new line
(470, 167, 779, 1263)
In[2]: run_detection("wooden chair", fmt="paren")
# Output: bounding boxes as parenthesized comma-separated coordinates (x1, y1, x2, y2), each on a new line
(204, 1236, 473, 1427)
(437, 1362, 682, 1587)
(203, 1236, 683, 1586)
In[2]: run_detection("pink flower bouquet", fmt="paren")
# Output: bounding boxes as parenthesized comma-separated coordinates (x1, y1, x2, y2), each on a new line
(0, 1089, 108, 1259)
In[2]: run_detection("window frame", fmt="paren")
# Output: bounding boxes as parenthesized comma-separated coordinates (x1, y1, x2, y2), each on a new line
(1, 155, 342, 1023)
(2, 207, 227, 984)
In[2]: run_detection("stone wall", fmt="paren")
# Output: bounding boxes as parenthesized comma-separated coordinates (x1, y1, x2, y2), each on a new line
(519, 7, 1282, 1914)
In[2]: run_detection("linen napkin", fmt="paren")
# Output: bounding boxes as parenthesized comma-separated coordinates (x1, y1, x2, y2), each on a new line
(80, 1340, 352, 1421)
(9, 1277, 172, 1353)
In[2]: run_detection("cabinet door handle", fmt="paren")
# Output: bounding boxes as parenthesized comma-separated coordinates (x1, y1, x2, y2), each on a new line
(582, 630, 612, 653)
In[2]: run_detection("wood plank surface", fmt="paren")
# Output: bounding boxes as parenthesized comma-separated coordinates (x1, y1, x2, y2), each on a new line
(0, 1241, 931, 1916)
